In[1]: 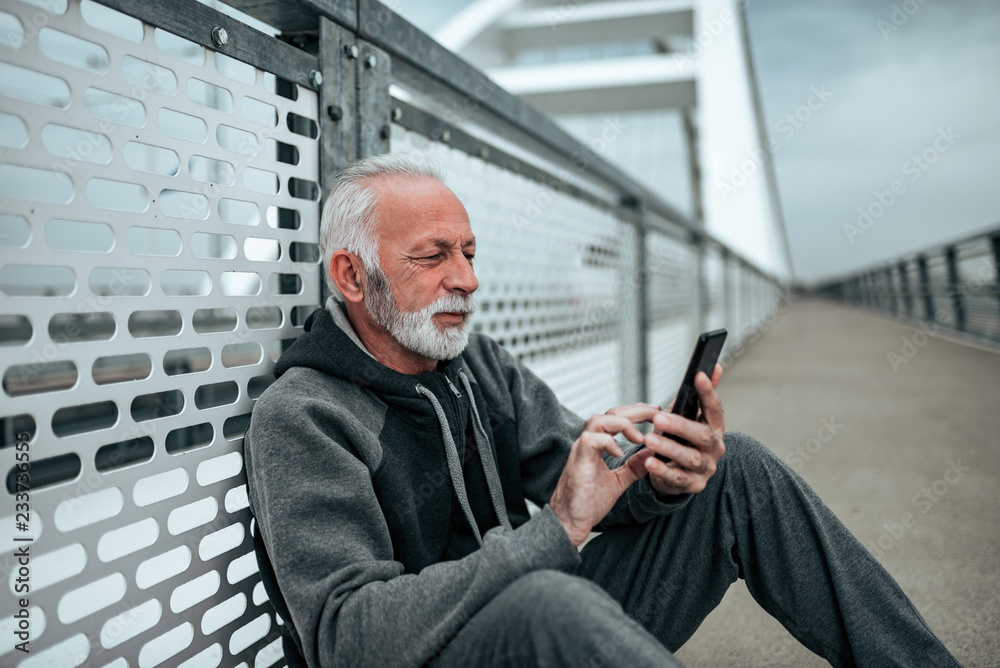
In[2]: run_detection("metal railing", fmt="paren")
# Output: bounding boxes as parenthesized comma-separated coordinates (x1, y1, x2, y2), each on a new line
(813, 226, 1000, 345)
(0, 0, 789, 666)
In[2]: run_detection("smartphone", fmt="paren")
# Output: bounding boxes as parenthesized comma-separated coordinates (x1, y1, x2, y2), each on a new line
(655, 328, 727, 461)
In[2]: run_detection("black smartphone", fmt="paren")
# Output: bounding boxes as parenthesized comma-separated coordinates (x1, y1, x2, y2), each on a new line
(655, 328, 727, 460)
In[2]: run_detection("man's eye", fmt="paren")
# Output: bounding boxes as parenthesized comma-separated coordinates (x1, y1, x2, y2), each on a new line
(465, 254, 475, 261)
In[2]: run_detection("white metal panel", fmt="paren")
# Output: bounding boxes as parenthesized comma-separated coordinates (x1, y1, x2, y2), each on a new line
(0, 1, 320, 665)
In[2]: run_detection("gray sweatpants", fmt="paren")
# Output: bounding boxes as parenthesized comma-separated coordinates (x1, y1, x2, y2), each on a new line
(430, 432, 962, 667)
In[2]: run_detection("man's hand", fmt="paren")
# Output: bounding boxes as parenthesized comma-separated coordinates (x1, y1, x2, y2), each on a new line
(549, 403, 662, 546)
(643, 364, 726, 497)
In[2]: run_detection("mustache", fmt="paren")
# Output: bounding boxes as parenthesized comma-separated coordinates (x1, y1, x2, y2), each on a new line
(427, 293, 477, 316)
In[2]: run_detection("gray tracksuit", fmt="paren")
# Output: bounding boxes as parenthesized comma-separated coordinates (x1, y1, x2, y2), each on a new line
(243, 301, 687, 668)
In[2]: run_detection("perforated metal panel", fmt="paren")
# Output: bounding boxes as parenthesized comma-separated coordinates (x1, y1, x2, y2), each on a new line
(392, 126, 644, 419)
(703, 248, 726, 331)
(956, 239, 1000, 338)
(0, 0, 320, 665)
(645, 232, 698, 406)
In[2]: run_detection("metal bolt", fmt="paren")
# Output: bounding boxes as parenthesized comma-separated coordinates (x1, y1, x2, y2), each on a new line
(440, 129, 451, 143)
(344, 44, 359, 59)
(478, 146, 490, 160)
(211, 26, 228, 47)
(365, 53, 378, 69)
(308, 69, 323, 88)
(391, 107, 402, 122)
(379, 124, 391, 140)
(327, 105, 344, 122)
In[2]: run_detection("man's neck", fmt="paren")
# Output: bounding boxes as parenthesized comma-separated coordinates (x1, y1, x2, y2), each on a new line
(343, 302, 438, 375)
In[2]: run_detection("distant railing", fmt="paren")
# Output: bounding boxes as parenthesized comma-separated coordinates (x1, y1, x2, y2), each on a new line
(813, 226, 1000, 345)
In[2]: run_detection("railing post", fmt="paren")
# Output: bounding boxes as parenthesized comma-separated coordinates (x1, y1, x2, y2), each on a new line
(898, 260, 913, 317)
(356, 40, 391, 159)
(885, 266, 897, 316)
(696, 237, 708, 334)
(634, 211, 650, 404)
(917, 254, 934, 322)
(318, 17, 360, 305)
(992, 234, 1000, 318)
(945, 245, 965, 331)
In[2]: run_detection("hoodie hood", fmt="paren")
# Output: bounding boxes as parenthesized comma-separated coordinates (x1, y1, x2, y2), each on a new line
(274, 301, 512, 552)
(274, 302, 469, 427)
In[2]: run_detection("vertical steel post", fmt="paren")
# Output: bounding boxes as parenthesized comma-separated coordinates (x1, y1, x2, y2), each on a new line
(945, 245, 965, 331)
(721, 248, 731, 333)
(634, 208, 650, 404)
(992, 235, 1000, 321)
(898, 260, 912, 317)
(917, 254, 934, 322)
(356, 40, 391, 159)
(885, 266, 896, 315)
(317, 17, 360, 305)
(695, 237, 707, 334)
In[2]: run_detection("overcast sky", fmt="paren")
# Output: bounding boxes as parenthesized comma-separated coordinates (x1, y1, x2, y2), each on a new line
(392, 0, 1000, 285)
(744, 0, 1000, 284)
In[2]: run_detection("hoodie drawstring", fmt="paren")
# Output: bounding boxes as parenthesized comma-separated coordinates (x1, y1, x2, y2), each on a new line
(415, 383, 483, 546)
(459, 370, 511, 531)
(415, 371, 512, 546)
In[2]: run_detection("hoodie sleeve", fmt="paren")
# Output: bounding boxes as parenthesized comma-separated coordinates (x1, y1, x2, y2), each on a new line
(495, 342, 692, 528)
(244, 387, 582, 668)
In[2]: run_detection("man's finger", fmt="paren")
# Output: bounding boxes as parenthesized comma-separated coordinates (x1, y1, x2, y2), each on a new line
(579, 431, 624, 458)
(694, 371, 724, 431)
(711, 363, 723, 388)
(651, 411, 712, 450)
(606, 402, 661, 424)
(616, 450, 650, 486)
(587, 413, 646, 444)
(645, 432, 708, 471)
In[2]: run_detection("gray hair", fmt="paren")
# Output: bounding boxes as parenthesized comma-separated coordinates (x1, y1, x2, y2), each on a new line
(320, 152, 446, 299)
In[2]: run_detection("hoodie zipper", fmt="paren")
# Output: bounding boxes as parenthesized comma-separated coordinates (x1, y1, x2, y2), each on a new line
(445, 375, 462, 398)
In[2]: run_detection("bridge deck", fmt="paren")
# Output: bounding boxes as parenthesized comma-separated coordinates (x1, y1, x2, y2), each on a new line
(674, 297, 1000, 667)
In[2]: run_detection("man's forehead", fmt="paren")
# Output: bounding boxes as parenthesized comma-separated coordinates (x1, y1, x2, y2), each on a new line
(371, 174, 473, 243)
(409, 233, 477, 249)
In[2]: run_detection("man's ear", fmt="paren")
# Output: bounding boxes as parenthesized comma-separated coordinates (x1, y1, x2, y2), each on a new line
(330, 250, 365, 303)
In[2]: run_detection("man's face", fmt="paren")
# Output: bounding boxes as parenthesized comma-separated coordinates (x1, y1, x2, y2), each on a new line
(363, 175, 479, 360)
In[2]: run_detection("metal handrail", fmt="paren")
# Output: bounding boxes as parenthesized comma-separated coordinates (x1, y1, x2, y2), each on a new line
(813, 225, 1000, 344)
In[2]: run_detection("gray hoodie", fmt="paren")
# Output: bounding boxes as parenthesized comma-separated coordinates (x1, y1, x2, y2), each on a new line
(243, 301, 690, 668)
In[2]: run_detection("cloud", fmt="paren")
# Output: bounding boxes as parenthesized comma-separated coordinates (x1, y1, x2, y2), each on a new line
(747, 0, 1000, 283)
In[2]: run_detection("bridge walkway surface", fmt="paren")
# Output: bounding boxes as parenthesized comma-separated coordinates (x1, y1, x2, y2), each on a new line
(672, 297, 1000, 667)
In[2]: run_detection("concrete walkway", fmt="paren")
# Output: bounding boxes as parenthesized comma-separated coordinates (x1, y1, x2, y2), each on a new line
(673, 298, 1000, 668)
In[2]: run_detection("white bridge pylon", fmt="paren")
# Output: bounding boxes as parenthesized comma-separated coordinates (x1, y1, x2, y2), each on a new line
(435, 0, 793, 280)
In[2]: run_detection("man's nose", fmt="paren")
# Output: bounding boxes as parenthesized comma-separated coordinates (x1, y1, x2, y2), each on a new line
(445, 253, 479, 294)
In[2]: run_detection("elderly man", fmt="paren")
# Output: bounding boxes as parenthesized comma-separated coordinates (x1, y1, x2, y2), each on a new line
(243, 154, 959, 668)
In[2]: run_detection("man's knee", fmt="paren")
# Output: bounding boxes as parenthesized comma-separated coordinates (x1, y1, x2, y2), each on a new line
(503, 570, 614, 615)
(498, 571, 656, 664)
(499, 570, 632, 634)
(721, 431, 777, 472)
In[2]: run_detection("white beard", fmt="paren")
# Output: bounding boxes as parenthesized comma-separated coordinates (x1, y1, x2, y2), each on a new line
(363, 264, 476, 361)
